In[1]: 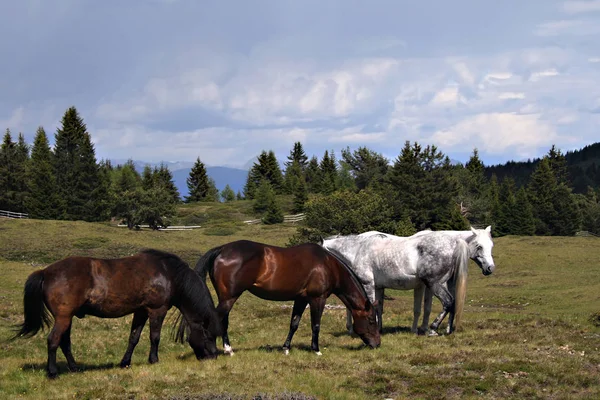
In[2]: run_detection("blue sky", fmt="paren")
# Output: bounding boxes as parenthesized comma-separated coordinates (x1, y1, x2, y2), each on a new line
(1, 0, 600, 168)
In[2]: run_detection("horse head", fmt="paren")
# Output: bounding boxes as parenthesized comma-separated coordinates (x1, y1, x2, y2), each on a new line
(468, 225, 495, 276)
(187, 319, 220, 360)
(350, 300, 381, 349)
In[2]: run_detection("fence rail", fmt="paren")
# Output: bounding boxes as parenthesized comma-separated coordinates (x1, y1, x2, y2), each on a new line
(244, 213, 306, 225)
(575, 230, 600, 237)
(0, 210, 29, 219)
(117, 224, 201, 231)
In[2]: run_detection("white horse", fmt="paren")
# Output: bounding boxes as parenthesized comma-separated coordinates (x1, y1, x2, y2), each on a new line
(322, 230, 431, 334)
(322, 227, 495, 335)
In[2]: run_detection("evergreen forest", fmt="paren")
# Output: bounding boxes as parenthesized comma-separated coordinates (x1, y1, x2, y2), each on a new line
(1, 106, 599, 238)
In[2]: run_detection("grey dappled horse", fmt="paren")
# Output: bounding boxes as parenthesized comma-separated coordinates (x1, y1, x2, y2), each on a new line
(321, 227, 495, 335)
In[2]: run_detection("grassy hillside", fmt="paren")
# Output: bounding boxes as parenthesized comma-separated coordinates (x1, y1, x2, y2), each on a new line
(1, 218, 599, 399)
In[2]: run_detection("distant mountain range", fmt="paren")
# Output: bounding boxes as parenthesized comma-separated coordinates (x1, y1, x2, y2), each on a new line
(110, 159, 249, 200)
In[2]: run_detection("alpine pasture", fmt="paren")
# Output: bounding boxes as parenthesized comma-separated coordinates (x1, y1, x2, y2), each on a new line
(1, 201, 599, 399)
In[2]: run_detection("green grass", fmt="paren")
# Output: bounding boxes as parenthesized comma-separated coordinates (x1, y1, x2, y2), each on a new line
(1, 218, 600, 399)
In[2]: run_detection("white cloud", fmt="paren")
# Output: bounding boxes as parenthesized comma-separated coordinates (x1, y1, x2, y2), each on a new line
(589, 57, 600, 62)
(534, 19, 600, 36)
(429, 85, 467, 106)
(498, 92, 526, 100)
(430, 112, 558, 157)
(529, 69, 560, 81)
(563, 1, 600, 14)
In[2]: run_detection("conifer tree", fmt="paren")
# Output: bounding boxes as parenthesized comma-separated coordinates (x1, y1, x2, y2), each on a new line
(319, 150, 338, 195)
(244, 150, 284, 199)
(340, 146, 389, 190)
(284, 159, 304, 195)
(284, 142, 308, 171)
(186, 157, 211, 202)
(495, 178, 517, 236)
(111, 162, 143, 229)
(236, 191, 243, 200)
(155, 164, 180, 204)
(547, 145, 569, 186)
(206, 177, 220, 202)
(304, 156, 322, 193)
(253, 179, 278, 214)
(0, 129, 16, 210)
(292, 173, 309, 213)
(513, 187, 535, 235)
(528, 158, 558, 235)
(25, 127, 60, 219)
(53, 106, 102, 221)
(221, 184, 236, 202)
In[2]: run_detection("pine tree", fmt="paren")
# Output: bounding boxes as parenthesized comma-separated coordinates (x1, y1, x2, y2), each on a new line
(528, 158, 558, 235)
(496, 178, 517, 236)
(186, 157, 211, 202)
(236, 191, 243, 200)
(319, 150, 337, 195)
(142, 165, 155, 191)
(25, 127, 60, 219)
(284, 159, 304, 195)
(552, 184, 581, 235)
(206, 178, 220, 202)
(253, 179, 277, 214)
(284, 142, 308, 171)
(547, 145, 569, 186)
(221, 184, 236, 202)
(304, 156, 322, 193)
(244, 151, 284, 198)
(292, 174, 309, 213)
(0, 129, 16, 210)
(111, 162, 143, 229)
(53, 106, 103, 221)
(155, 164, 180, 204)
(13, 133, 30, 212)
(340, 146, 389, 190)
(513, 187, 535, 235)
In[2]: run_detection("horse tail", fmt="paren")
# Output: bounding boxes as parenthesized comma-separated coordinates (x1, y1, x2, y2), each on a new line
(452, 239, 469, 331)
(194, 245, 224, 281)
(13, 269, 52, 339)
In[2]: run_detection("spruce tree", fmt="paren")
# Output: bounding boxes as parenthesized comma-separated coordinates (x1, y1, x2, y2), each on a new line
(547, 145, 569, 186)
(496, 178, 517, 236)
(284, 142, 308, 171)
(552, 184, 581, 235)
(13, 133, 30, 212)
(340, 146, 388, 190)
(53, 106, 102, 221)
(253, 179, 278, 214)
(111, 162, 143, 229)
(304, 156, 322, 193)
(513, 187, 535, 235)
(25, 127, 60, 219)
(292, 174, 309, 213)
(244, 150, 284, 198)
(0, 129, 16, 210)
(221, 184, 236, 202)
(155, 164, 180, 204)
(319, 150, 338, 195)
(186, 157, 211, 202)
(528, 158, 557, 235)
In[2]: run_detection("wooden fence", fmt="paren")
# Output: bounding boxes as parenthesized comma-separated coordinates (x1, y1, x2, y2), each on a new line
(0, 210, 29, 219)
(117, 224, 201, 231)
(244, 213, 306, 225)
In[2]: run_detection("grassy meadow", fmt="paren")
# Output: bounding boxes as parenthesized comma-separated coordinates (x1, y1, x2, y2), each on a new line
(1, 203, 599, 399)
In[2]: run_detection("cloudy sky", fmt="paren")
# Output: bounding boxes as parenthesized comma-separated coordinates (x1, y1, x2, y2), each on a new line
(1, 0, 600, 168)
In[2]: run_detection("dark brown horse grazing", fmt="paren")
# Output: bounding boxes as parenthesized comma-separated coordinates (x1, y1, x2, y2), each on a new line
(186, 240, 380, 356)
(13, 249, 221, 378)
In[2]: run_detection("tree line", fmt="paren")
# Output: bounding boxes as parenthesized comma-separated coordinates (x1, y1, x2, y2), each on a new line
(1, 106, 599, 236)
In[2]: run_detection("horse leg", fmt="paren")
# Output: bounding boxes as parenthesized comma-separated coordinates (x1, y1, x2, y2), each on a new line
(147, 308, 167, 364)
(420, 286, 433, 335)
(446, 278, 457, 334)
(120, 310, 148, 368)
(308, 296, 327, 355)
(216, 297, 239, 356)
(375, 288, 385, 333)
(282, 298, 309, 355)
(345, 308, 354, 336)
(46, 316, 72, 378)
(412, 285, 424, 334)
(59, 323, 79, 372)
(428, 283, 454, 336)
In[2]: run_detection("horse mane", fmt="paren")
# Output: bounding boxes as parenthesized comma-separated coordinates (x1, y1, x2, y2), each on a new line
(139, 249, 221, 341)
(321, 246, 370, 302)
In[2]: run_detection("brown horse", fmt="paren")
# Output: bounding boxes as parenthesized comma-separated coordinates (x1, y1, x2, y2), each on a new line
(185, 240, 380, 356)
(13, 249, 221, 378)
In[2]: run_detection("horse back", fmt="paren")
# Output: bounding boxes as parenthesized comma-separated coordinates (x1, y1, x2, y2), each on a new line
(42, 254, 173, 318)
(214, 240, 334, 300)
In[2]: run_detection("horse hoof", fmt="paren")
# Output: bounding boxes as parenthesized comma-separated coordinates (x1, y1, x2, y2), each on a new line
(427, 330, 439, 337)
(47, 372, 58, 379)
(315, 351, 322, 356)
(284, 349, 289, 355)
(223, 345, 234, 356)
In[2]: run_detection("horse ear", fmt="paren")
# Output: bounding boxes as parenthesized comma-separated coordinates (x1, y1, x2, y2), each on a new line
(470, 226, 477, 234)
(485, 225, 491, 233)
(318, 235, 324, 245)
